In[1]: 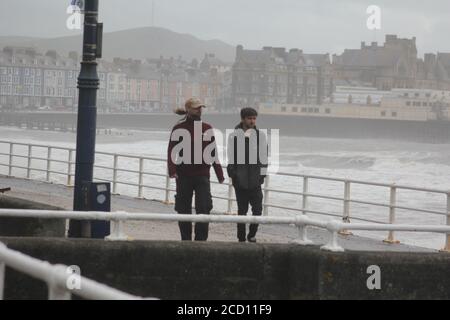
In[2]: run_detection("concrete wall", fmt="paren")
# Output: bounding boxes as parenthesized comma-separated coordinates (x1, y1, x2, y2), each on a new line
(0, 195, 65, 237)
(2, 237, 450, 300)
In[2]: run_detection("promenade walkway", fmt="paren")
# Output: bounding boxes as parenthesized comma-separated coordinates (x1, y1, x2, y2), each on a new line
(0, 175, 435, 252)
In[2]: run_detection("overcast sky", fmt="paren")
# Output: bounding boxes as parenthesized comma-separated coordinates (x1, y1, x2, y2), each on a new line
(1, 0, 449, 56)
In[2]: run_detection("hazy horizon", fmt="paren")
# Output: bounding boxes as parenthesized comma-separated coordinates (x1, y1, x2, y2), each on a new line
(0, 0, 449, 56)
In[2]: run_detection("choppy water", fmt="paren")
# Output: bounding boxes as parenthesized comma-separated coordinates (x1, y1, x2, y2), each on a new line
(0, 126, 449, 250)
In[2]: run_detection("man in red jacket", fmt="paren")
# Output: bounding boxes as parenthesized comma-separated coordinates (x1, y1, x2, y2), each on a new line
(167, 98, 224, 241)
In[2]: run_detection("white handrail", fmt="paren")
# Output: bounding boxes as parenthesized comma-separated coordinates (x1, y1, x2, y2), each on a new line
(0, 208, 449, 252)
(0, 242, 152, 300)
(0, 139, 449, 247)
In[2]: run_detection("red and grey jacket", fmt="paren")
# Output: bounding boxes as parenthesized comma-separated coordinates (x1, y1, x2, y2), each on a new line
(167, 117, 224, 181)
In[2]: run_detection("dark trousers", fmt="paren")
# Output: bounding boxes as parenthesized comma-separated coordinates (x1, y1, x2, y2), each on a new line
(174, 175, 213, 241)
(234, 186, 263, 241)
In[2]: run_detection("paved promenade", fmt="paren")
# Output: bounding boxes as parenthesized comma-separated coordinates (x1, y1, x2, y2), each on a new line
(0, 175, 436, 252)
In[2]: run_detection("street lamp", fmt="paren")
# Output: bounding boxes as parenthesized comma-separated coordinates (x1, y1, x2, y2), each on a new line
(68, 0, 103, 238)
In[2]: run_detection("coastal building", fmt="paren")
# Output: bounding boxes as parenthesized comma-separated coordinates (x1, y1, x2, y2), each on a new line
(232, 45, 334, 108)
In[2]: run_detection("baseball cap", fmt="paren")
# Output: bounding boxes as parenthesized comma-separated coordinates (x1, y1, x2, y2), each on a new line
(185, 98, 206, 109)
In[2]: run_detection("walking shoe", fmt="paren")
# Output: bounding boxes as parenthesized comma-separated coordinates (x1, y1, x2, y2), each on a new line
(247, 236, 257, 243)
(238, 238, 246, 242)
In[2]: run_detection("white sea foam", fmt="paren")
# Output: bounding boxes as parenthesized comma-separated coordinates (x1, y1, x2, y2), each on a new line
(0, 126, 448, 250)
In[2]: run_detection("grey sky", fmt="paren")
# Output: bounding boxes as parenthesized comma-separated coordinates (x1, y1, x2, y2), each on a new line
(0, 0, 449, 56)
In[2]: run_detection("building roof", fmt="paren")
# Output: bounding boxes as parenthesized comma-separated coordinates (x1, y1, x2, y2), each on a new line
(235, 46, 330, 68)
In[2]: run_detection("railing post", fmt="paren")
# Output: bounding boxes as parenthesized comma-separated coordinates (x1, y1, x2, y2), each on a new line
(47, 265, 71, 300)
(67, 150, 73, 186)
(46, 147, 52, 182)
(26, 145, 32, 179)
(339, 180, 353, 236)
(106, 215, 129, 241)
(8, 143, 13, 176)
(321, 220, 345, 252)
(263, 175, 270, 216)
(138, 157, 144, 198)
(164, 171, 171, 204)
(112, 155, 118, 194)
(302, 176, 308, 214)
(384, 185, 400, 244)
(291, 176, 313, 245)
(227, 179, 233, 214)
(442, 193, 450, 252)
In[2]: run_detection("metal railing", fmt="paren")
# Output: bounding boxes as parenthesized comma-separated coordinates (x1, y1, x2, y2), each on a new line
(0, 208, 449, 253)
(0, 241, 152, 300)
(0, 139, 449, 250)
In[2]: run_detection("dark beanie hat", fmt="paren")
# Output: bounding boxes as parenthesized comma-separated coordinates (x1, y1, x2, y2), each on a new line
(240, 107, 258, 119)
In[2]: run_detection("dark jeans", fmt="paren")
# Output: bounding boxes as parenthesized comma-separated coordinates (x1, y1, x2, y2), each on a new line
(174, 175, 213, 241)
(234, 186, 263, 241)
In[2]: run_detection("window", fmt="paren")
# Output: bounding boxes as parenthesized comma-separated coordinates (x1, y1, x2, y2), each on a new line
(325, 108, 331, 114)
(281, 106, 287, 112)
(301, 107, 307, 112)
(292, 107, 298, 112)
(392, 112, 397, 117)
(381, 111, 386, 117)
(406, 101, 411, 106)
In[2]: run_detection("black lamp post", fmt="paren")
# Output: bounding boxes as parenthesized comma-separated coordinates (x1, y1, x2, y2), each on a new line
(68, 0, 103, 238)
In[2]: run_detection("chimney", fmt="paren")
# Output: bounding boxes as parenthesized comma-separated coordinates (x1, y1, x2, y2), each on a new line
(236, 45, 244, 59)
(424, 53, 436, 71)
(385, 34, 397, 43)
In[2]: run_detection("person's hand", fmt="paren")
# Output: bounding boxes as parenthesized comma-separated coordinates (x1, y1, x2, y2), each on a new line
(219, 177, 225, 184)
(170, 173, 178, 179)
